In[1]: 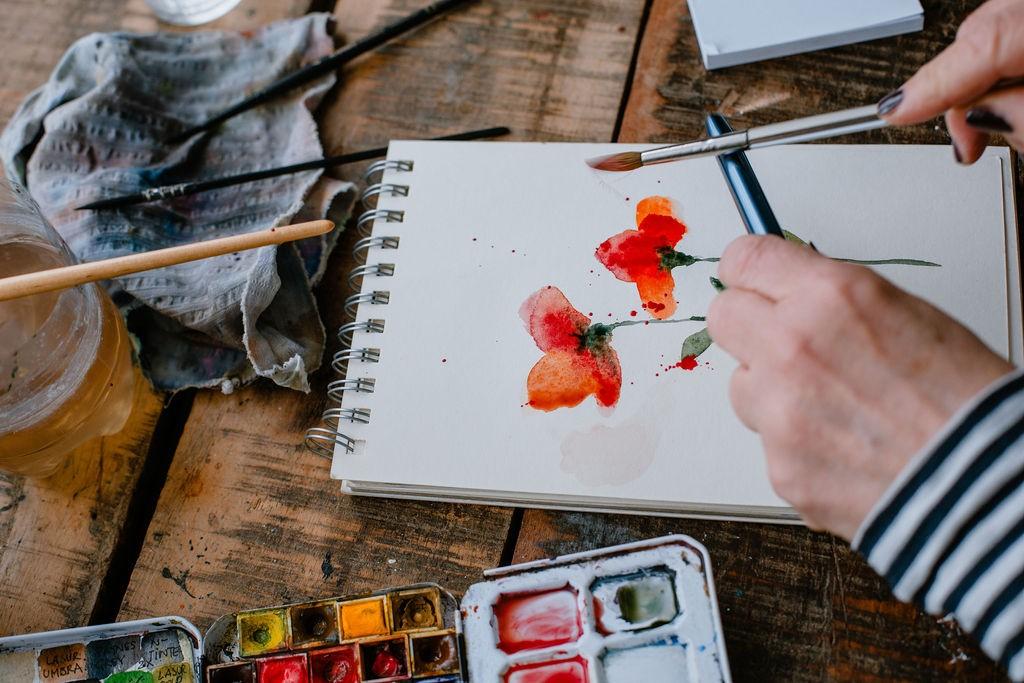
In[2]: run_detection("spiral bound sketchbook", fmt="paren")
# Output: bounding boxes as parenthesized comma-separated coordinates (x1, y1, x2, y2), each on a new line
(306, 142, 1022, 522)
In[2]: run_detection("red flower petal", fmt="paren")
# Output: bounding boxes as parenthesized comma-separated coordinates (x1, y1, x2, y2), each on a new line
(520, 286, 590, 352)
(595, 197, 686, 320)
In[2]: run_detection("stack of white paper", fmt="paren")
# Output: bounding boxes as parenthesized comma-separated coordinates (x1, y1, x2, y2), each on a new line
(687, 0, 924, 70)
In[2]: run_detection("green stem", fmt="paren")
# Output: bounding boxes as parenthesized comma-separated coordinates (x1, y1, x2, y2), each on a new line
(834, 257, 940, 267)
(603, 316, 705, 332)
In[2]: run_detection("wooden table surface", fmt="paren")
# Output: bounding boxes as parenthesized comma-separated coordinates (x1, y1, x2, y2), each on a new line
(0, 0, 1014, 680)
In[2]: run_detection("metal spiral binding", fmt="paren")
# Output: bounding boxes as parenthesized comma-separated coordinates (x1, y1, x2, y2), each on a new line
(361, 183, 409, 209)
(347, 263, 395, 290)
(353, 235, 399, 255)
(327, 377, 376, 401)
(303, 160, 413, 458)
(331, 347, 381, 373)
(338, 319, 385, 345)
(356, 209, 403, 237)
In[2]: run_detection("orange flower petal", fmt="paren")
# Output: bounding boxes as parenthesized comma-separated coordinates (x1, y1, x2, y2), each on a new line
(526, 348, 622, 411)
(636, 195, 675, 225)
(636, 270, 677, 319)
(526, 350, 601, 411)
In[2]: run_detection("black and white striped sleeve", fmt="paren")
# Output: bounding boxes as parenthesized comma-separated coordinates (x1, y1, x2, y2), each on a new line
(853, 369, 1024, 680)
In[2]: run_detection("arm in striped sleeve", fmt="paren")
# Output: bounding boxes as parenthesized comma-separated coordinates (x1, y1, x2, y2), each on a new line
(853, 369, 1024, 680)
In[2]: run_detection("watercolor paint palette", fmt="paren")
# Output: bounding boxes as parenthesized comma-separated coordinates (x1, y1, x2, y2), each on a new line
(201, 584, 462, 683)
(0, 535, 729, 682)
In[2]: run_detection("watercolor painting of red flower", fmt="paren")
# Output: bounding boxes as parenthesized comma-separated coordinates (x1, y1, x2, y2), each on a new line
(521, 197, 941, 412)
(595, 195, 715, 320)
(520, 286, 622, 411)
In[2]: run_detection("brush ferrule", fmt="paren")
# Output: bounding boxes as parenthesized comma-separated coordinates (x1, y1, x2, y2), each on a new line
(639, 131, 748, 166)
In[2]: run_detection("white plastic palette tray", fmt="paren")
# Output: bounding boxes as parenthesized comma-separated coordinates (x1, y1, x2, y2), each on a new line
(461, 535, 731, 682)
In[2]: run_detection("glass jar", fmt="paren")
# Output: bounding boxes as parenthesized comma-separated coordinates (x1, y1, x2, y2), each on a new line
(142, 0, 242, 26)
(0, 179, 135, 477)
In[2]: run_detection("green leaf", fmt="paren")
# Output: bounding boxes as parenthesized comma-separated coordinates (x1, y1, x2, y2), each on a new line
(782, 229, 806, 245)
(681, 327, 713, 360)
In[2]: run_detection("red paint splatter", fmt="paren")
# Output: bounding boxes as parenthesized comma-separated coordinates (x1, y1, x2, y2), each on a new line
(646, 300, 666, 313)
(629, 310, 637, 317)
(520, 287, 621, 410)
(495, 588, 581, 654)
(595, 196, 686, 319)
(505, 657, 589, 683)
(665, 356, 699, 372)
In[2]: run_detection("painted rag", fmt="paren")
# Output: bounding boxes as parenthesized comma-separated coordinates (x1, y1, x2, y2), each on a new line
(0, 14, 356, 393)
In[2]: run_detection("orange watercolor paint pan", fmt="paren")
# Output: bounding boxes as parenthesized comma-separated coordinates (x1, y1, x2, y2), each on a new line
(0, 535, 729, 682)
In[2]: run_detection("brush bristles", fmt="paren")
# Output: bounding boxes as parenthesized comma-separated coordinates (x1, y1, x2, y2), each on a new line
(586, 151, 643, 172)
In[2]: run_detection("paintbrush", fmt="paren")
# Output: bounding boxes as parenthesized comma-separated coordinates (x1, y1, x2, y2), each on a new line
(589, 78, 1024, 172)
(0, 220, 333, 302)
(80, 126, 510, 210)
(588, 104, 885, 172)
(169, 0, 477, 143)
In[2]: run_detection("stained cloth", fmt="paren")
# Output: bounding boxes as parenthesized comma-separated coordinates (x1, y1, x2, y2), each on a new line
(0, 14, 355, 392)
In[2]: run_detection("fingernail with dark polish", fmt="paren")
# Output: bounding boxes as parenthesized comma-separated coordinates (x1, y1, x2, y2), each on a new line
(953, 142, 963, 164)
(877, 89, 904, 116)
(966, 108, 1013, 133)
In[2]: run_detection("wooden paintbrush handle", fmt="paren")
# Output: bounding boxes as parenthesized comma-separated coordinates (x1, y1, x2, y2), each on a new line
(0, 219, 334, 303)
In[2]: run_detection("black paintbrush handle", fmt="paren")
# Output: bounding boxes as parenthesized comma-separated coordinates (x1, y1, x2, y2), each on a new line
(171, 0, 477, 142)
(706, 114, 785, 238)
(79, 126, 510, 210)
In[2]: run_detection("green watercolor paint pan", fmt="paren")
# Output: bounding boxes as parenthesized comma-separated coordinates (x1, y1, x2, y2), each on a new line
(0, 535, 730, 682)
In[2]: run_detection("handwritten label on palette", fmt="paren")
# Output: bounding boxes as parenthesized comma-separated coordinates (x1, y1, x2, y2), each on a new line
(86, 635, 144, 678)
(141, 629, 188, 669)
(38, 643, 87, 682)
(154, 660, 194, 682)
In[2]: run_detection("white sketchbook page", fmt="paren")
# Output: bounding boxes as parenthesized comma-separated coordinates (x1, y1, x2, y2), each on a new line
(333, 142, 1010, 511)
(688, 0, 923, 56)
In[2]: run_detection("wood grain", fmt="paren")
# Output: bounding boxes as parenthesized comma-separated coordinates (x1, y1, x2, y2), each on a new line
(0, 0, 130, 124)
(117, 0, 645, 629)
(0, 371, 162, 634)
(515, 0, 1012, 680)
